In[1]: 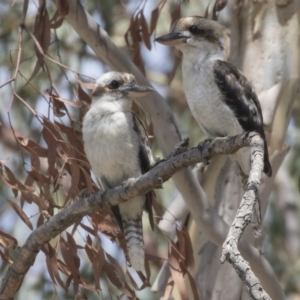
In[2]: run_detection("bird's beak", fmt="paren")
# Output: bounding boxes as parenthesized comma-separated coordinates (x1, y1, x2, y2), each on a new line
(119, 84, 154, 98)
(155, 32, 188, 46)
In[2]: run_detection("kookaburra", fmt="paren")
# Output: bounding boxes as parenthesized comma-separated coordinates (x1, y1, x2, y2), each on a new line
(82, 71, 155, 271)
(155, 16, 272, 178)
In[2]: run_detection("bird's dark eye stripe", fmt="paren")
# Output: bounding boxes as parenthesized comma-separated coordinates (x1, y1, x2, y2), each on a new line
(109, 80, 120, 89)
(188, 25, 205, 35)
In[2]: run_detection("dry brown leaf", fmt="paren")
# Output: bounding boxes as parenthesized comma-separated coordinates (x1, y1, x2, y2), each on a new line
(80, 222, 97, 236)
(80, 279, 97, 292)
(51, 96, 67, 117)
(84, 235, 95, 264)
(0, 165, 34, 197)
(124, 14, 134, 47)
(29, 0, 51, 80)
(85, 235, 104, 291)
(27, 170, 51, 184)
(28, 60, 43, 82)
(0, 230, 18, 249)
(131, 101, 140, 117)
(0, 237, 9, 249)
(64, 161, 80, 204)
(66, 232, 78, 250)
(134, 13, 143, 43)
(66, 273, 73, 291)
(126, 271, 140, 290)
(169, 239, 184, 264)
(43, 118, 66, 144)
(7, 199, 33, 230)
(50, 16, 64, 29)
(0, 249, 12, 264)
(186, 270, 200, 299)
(94, 242, 104, 291)
(57, 258, 71, 276)
(45, 244, 60, 286)
(182, 228, 194, 269)
(52, 95, 84, 108)
(92, 213, 118, 238)
(31, 152, 41, 174)
(176, 228, 186, 261)
(150, 7, 159, 35)
(106, 252, 127, 284)
(145, 255, 151, 280)
(54, 122, 83, 149)
(168, 253, 188, 300)
(60, 237, 81, 282)
(21, 191, 44, 210)
(57, 0, 69, 16)
(20, 176, 34, 207)
(78, 84, 92, 105)
(49, 10, 65, 29)
(103, 261, 134, 298)
(33, 0, 50, 55)
(77, 78, 95, 91)
(163, 277, 174, 300)
(167, 54, 181, 85)
(141, 11, 151, 50)
(175, 227, 194, 270)
(36, 214, 44, 228)
(133, 50, 146, 75)
(78, 166, 94, 193)
(170, 5, 181, 28)
(42, 122, 58, 176)
(16, 137, 48, 157)
(139, 273, 151, 290)
(215, 0, 227, 11)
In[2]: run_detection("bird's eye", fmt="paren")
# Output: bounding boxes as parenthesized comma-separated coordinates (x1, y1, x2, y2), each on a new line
(188, 25, 202, 35)
(109, 80, 120, 89)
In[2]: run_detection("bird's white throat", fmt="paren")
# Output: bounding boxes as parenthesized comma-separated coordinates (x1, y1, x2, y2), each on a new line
(91, 95, 132, 114)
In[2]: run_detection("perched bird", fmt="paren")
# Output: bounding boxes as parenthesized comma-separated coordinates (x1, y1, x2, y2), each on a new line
(82, 71, 155, 271)
(155, 16, 272, 178)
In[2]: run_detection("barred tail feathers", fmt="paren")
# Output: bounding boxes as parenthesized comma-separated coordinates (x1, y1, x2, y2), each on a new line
(123, 217, 145, 272)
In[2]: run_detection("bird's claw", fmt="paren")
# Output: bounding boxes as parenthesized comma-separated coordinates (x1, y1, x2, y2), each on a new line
(78, 188, 90, 199)
(152, 138, 190, 168)
(167, 137, 190, 159)
(156, 176, 164, 189)
(198, 138, 212, 165)
(122, 178, 136, 189)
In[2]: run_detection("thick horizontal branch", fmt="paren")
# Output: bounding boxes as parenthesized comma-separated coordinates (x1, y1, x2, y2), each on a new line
(0, 132, 254, 300)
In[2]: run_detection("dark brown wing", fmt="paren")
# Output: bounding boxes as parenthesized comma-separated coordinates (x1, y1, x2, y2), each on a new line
(132, 112, 155, 230)
(99, 177, 124, 232)
(214, 60, 272, 177)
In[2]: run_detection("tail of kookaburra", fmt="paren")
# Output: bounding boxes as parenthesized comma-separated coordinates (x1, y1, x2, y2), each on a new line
(112, 190, 155, 272)
(123, 216, 145, 271)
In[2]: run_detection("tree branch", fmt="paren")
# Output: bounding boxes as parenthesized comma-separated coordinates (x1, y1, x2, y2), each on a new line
(220, 133, 271, 299)
(0, 132, 269, 300)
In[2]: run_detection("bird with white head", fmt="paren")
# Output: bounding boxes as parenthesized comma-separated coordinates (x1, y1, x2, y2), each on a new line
(82, 71, 155, 272)
(156, 17, 272, 231)
(155, 16, 272, 177)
